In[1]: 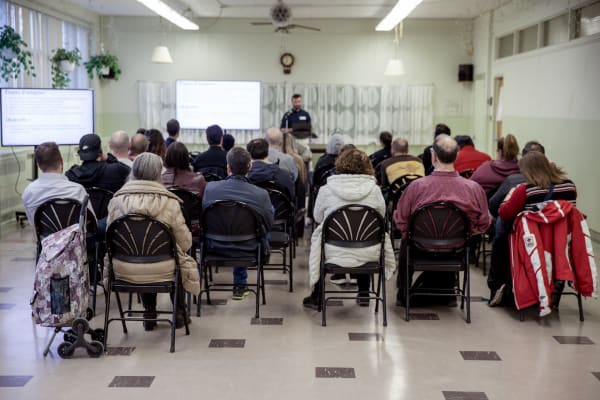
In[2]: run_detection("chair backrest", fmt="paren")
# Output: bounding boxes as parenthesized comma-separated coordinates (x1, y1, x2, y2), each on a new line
(201, 200, 263, 244)
(106, 213, 177, 267)
(199, 166, 226, 179)
(321, 204, 385, 250)
(86, 187, 114, 220)
(459, 169, 475, 179)
(202, 172, 223, 182)
(408, 201, 470, 253)
(256, 182, 294, 230)
(388, 174, 421, 199)
(168, 187, 202, 229)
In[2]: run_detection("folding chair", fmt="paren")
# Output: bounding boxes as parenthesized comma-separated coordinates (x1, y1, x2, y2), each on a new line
(85, 187, 114, 220)
(319, 204, 387, 327)
(104, 214, 189, 353)
(404, 202, 471, 323)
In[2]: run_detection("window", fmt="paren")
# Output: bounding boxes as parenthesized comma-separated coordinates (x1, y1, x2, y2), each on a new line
(543, 13, 569, 46)
(498, 34, 514, 58)
(576, 1, 600, 38)
(518, 25, 538, 53)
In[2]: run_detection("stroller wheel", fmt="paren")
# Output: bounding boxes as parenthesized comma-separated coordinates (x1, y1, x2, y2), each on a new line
(91, 328, 105, 343)
(63, 329, 76, 343)
(72, 319, 90, 335)
(57, 342, 74, 359)
(86, 307, 94, 320)
(87, 341, 104, 358)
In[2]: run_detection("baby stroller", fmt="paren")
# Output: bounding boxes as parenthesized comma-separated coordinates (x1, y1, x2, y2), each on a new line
(30, 196, 104, 358)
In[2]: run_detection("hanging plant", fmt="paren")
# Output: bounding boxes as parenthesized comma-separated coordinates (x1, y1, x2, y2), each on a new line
(0, 25, 36, 80)
(84, 53, 121, 81)
(50, 47, 81, 89)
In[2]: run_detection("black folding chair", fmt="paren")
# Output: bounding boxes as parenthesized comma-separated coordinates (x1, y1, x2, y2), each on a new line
(34, 198, 103, 315)
(319, 204, 387, 327)
(198, 201, 267, 318)
(85, 187, 114, 220)
(309, 166, 336, 231)
(202, 173, 223, 183)
(198, 166, 226, 179)
(104, 214, 189, 353)
(404, 202, 471, 323)
(386, 174, 421, 244)
(256, 182, 294, 292)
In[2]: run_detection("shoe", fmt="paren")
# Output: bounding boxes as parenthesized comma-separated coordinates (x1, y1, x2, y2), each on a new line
(539, 307, 552, 318)
(347, 274, 357, 285)
(356, 295, 370, 307)
(488, 284, 506, 307)
(175, 313, 191, 329)
(232, 286, 250, 300)
(329, 274, 346, 285)
(303, 295, 320, 310)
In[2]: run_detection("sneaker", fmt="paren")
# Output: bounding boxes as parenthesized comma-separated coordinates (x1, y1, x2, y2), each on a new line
(329, 274, 346, 285)
(232, 286, 250, 300)
(539, 307, 552, 318)
(488, 284, 506, 307)
(356, 295, 370, 307)
(347, 274, 357, 285)
(302, 295, 320, 310)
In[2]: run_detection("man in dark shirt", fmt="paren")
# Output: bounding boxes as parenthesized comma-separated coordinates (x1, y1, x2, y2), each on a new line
(246, 138, 295, 200)
(192, 124, 227, 178)
(280, 94, 311, 132)
(202, 148, 274, 300)
(66, 133, 130, 194)
(165, 119, 179, 147)
(421, 123, 451, 175)
(369, 131, 392, 171)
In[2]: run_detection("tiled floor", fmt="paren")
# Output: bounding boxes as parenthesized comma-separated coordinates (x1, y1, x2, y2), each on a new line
(1, 224, 599, 399)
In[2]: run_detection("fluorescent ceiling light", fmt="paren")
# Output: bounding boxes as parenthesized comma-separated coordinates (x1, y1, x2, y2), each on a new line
(375, 0, 423, 31)
(137, 0, 199, 30)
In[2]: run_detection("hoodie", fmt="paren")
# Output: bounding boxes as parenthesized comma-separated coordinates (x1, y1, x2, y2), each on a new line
(308, 174, 396, 288)
(471, 159, 520, 195)
(248, 160, 295, 200)
(66, 154, 130, 194)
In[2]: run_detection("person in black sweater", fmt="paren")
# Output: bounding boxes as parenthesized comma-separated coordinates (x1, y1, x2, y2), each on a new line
(421, 123, 451, 175)
(192, 125, 227, 178)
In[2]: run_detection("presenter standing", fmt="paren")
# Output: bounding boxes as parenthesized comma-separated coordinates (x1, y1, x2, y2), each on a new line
(280, 94, 312, 133)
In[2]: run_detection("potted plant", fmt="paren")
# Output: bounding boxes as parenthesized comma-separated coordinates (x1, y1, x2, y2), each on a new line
(50, 47, 81, 88)
(0, 25, 36, 80)
(84, 53, 121, 81)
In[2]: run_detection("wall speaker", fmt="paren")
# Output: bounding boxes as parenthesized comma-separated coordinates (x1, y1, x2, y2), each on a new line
(458, 64, 474, 82)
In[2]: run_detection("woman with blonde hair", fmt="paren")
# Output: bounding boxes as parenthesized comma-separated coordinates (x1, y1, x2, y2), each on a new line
(471, 133, 520, 195)
(282, 132, 308, 237)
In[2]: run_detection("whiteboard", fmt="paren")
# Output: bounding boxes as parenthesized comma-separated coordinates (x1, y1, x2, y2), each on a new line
(176, 80, 261, 130)
(0, 88, 94, 146)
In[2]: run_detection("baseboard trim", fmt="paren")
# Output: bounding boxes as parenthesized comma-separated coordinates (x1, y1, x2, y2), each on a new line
(591, 229, 600, 244)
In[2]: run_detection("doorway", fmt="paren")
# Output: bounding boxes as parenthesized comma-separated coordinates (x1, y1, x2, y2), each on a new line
(493, 77, 504, 138)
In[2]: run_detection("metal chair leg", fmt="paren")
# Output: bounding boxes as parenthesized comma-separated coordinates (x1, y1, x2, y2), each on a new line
(114, 292, 128, 334)
(382, 270, 388, 327)
(375, 273, 381, 313)
(103, 287, 111, 350)
(321, 273, 327, 327)
(405, 258, 410, 322)
(466, 265, 471, 324)
(170, 286, 178, 353)
(577, 293, 584, 322)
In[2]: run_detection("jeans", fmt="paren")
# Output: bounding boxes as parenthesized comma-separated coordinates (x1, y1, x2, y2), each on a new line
(233, 267, 248, 286)
(487, 218, 512, 292)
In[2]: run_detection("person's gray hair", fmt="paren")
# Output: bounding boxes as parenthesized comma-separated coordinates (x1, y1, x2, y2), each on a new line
(326, 133, 345, 155)
(265, 127, 283, 147)
(131, 152, 163, 182)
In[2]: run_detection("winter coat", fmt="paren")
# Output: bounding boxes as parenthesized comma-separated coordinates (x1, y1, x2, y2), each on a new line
(471, 159, 520, 195)
(509, 200, 597, 313)
(66, 154, 130, 194)
(308, 174, 396, 288)
(105, 180, 200, 295)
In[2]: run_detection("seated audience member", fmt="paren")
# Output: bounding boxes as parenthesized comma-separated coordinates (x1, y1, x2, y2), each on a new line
(108, 130, 132, 168)
(339, 143, 356, 155)
(162, 142, 207, 197)
(379, 138, 424, 187)
(394, 134, 490, 305)
(129, 133, 149, 160)
(107, 152, 199, 330)
(454, 135, 491, 175)
(145, 129, 167, 160)
(223, 133, 235, 152)
(421, 123, 451, 175)
(313, 133, 345, 187)
(246, 138, 295, 200)
(303, 149, 396, 308)
(266, 127, 298, 181)
(488, 141, 545, 217)
(202, 148, 274, 300)
(282, 132, 308, 238)
(165, 119, 180, 148)
(66, 133, 130, 194)
(22, 142, 94, 225)
(488, 152, 577, 308)
(192, 124, 227, 178)
(369, 131, 392, 169)
(471, 134, 520, 195)
(136, 128, 146, 135)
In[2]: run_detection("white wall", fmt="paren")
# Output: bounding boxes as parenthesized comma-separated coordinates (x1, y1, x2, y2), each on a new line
(98, 17, 475, 140)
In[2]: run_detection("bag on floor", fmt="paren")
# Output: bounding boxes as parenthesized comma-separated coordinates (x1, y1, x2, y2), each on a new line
(30, 223, 89, 327)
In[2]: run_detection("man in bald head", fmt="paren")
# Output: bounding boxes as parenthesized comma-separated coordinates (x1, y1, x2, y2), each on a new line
(393, 134, 491, 306)
(129, 133, 148, 160)
(378, 138, 424, 186)
(109, 130, 132, 168)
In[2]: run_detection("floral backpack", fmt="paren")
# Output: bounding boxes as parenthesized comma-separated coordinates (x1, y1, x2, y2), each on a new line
(30, 222, 89, 327)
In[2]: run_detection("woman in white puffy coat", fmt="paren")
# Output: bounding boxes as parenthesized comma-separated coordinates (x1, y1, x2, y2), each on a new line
(303, 149, 396, 309)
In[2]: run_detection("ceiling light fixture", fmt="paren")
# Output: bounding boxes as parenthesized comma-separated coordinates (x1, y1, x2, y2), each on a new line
(384, 59, 405, 76)
(152, 46, 173, 63)
(137, 0, 199, 30)
(375, 0, 423, 31)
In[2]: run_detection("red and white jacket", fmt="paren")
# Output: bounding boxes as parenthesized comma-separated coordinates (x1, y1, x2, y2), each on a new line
(509, 200, 597, 313)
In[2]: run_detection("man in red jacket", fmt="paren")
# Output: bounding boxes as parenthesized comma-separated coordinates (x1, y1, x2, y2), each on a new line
(454, 135, 491, 176)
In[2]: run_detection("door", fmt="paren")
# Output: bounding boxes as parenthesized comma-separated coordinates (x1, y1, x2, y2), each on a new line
(493, 77, 504, 138)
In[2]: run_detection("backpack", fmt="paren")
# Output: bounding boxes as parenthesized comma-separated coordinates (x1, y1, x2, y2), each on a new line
(30, 223, 89, 327)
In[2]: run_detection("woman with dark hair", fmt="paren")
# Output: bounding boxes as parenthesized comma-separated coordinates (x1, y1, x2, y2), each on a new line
(303, 149, 396, 309)
(488, 152, 577, 308)
(471, 134, 520, 195)
(162, 142, 207, 197)
(145, 129, 167, 160)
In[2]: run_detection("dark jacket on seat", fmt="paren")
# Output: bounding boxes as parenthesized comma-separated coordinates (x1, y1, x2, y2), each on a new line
(248, 160, 295, 200)
(192, 146, 227, 177)
(65, 154, 130, 193)
(313, 153, 337, 187)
